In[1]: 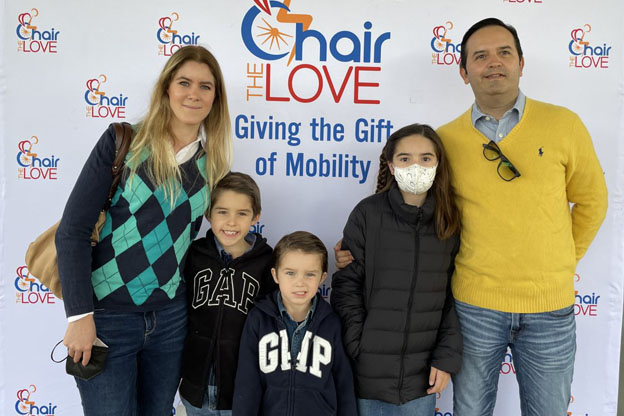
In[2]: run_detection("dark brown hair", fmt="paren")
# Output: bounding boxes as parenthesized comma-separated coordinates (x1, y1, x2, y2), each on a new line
(460, 18, 523, 72)
(376, 123, 460, 240)
(273, 231, 328, 273)
(209, 172, 261, 217)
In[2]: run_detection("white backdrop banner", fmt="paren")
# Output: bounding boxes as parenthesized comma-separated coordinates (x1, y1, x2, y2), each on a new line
(1, 0, 623, 415)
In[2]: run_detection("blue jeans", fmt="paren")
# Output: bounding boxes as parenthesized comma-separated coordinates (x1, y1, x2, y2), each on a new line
(452, 300, 576, 416)
(181, 369, 232, 416)
(358, 395, 435, 416)
(75, 298, 187, 416)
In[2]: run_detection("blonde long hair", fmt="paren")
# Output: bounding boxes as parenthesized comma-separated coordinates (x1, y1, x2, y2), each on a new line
(127, 45, 232, 202)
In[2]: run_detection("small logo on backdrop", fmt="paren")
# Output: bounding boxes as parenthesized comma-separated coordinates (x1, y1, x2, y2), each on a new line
(15, 266, 56, 305)
(241, 0, 391, 104)
(15, 385, 57, 415)
(567, 394, 590, 415)
(574, 273, 600, 317)
(156, 12, 200, 57)
(84, 74, 128, 119)
(250, 221, 266, 234)
(500, 348, 516, 375)
(16, 136, 60, 180)
(434, 391, 453, 415)
(430, 21, 461, 66)
(318, 283, 331, 300)
(16, 8, 59, 53)
(569, 24, 611, 69)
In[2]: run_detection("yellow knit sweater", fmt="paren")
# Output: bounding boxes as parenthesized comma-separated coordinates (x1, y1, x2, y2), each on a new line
(437, 98, 607, 313)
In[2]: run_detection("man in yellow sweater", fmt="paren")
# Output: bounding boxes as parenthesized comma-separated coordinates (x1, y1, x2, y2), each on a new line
(436, 18, 608, 416)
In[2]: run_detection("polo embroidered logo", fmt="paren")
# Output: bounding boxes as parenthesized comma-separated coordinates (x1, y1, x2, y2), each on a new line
(259, 330, 332, 378)
(539, 147, 543, 156)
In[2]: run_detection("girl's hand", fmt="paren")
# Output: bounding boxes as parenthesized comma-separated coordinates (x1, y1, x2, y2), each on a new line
(63, 314, 96, 366)
(427, 366, 450, 394)
(334, 239, 354, 269)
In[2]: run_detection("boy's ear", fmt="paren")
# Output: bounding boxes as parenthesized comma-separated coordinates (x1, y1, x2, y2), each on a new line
(271, 268, 278, 284)
(320, 272, 328, 283)
(251, 212, 261, 226)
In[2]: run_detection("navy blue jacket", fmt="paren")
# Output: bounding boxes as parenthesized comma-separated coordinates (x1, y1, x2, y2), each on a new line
(233, 291, 357, 416)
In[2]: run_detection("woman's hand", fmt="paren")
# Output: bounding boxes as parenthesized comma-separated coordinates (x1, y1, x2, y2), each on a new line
(427, 366, 451, 394)
(334, 239, 354, 269)
(63, 314, 96, 366)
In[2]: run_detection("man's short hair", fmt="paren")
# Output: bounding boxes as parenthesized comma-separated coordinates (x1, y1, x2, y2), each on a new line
(210, 172, 261, 217)
(460, 18, 523, 71)
(273, 231, 328, 273)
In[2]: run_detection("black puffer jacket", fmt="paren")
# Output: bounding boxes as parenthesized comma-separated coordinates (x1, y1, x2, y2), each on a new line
(179, 229, 276, 409)
(331, 183, 461, 404)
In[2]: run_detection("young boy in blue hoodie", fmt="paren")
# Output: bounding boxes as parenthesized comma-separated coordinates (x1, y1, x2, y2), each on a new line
(179, 172, 276, 415)
(233, 231, 357, 416)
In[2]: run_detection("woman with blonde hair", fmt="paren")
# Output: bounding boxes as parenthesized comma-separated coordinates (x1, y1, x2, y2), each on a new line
(56, 45, 231, 415)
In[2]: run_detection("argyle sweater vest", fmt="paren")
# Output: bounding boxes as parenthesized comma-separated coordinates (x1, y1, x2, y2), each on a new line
(91, 152, 208, 311)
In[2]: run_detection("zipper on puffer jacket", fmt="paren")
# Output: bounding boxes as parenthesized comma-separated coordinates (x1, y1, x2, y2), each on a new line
(397, 210, 422, 403)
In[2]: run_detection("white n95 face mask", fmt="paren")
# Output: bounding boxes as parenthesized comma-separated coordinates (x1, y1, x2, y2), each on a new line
(392, 162, 438, 195)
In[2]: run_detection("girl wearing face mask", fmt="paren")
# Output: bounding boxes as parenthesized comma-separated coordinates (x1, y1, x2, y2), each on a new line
(331, 123, 462, 416)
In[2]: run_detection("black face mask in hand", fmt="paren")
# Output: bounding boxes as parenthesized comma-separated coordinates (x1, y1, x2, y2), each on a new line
(51, 339, 108, 380)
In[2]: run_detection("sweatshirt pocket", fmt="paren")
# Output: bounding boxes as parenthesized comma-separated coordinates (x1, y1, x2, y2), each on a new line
(313, 391, 336, 415)
(261, 386, 287, 414)
(294, 389, 336, 415)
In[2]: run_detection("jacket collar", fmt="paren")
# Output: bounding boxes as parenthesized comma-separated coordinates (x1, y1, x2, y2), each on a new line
(387, 182, 435, 226)
(195, 229, 268, 261)
(256, 290, 331, 330)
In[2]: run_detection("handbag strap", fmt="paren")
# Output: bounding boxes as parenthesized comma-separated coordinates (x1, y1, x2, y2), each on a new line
(104, 122, 134, 211)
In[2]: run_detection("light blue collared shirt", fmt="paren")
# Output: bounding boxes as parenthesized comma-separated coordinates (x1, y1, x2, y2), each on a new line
(213, 232, 257, 266)
(277, 292, 318, 362)
(471, 90, 526, 143)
